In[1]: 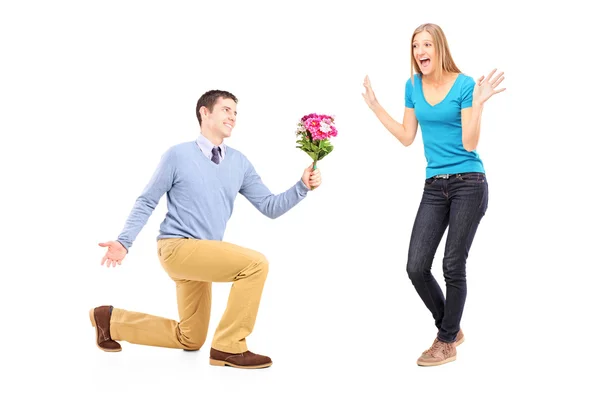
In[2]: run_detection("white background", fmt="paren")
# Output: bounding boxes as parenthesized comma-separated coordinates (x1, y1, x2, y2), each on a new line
(1, 0, 598, 399)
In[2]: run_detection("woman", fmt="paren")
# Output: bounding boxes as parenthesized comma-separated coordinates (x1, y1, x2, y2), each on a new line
(362, 23, 505, 366)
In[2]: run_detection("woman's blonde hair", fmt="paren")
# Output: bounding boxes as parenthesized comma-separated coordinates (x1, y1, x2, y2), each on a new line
(410, 23, 461, 83)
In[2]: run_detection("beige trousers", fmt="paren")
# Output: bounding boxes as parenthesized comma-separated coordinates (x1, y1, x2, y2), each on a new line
(109, 238, 269, 353)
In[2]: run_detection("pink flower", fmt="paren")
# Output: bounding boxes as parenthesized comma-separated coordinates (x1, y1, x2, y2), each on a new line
(299, 113, 336, 141)
(301, 113, 319, 122)
(296, 112, 337, 169)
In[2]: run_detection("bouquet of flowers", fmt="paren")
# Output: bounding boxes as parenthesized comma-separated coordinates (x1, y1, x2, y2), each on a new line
(295, 113, 337, 171)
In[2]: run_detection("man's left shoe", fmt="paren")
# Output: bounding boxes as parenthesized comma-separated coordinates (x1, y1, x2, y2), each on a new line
(89, 306, 121, 352)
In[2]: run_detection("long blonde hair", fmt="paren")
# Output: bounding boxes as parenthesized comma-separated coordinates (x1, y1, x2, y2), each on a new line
(410, 23, 461, 84)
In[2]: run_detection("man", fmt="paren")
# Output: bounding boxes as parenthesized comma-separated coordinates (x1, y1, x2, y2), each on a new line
(90, 90, 322, 369)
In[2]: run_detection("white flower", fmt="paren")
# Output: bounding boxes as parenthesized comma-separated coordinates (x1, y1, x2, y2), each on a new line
(319, 121, 331, 133)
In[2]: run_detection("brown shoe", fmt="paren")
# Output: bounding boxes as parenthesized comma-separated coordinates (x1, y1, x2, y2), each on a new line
(209, 348, 272, 369)
(417, 339, 456, 366)
(89, 306, 121, 352)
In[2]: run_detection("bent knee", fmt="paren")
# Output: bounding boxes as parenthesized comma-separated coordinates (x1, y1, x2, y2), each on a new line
(177, 323, 208, 350)
(255, 252, 269, 274)
(237, 252, 269, 281)
(257, 253, 269, 276)
(180, 333, 207, 350)
(407, 267, 422, 281)
(443, 268, 466, 282)
(406, 258, 431, 279)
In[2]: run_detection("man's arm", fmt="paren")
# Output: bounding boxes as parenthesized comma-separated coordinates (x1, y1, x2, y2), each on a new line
(239, 159, 310, 219)
(116, 148, 176, 250)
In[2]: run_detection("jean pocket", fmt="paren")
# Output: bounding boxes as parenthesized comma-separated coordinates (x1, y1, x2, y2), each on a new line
(458, 173, 485, 183)
(424, 177, 437, 186)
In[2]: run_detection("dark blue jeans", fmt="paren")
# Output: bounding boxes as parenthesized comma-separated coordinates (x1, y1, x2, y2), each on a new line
(406, 172, 488, 343)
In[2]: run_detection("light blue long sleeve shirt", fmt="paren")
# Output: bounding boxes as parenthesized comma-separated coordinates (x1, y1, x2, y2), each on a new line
(116, 139, 310, 250)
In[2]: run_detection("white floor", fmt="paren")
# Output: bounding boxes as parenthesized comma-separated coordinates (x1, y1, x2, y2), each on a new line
(6, 272, 596, 400)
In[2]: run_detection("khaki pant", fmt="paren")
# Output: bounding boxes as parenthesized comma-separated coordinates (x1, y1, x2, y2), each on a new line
(109, 238, 269, 353)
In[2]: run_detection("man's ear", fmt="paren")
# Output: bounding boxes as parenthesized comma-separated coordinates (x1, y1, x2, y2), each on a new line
(199, 105, 210, 118)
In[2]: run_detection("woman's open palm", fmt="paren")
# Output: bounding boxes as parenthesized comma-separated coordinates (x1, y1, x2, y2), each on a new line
(473, 68, 505, 106)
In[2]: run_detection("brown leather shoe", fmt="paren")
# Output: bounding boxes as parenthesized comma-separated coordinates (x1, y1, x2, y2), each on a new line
(209, 348, 272, 369)
(89, 306, 121, 352)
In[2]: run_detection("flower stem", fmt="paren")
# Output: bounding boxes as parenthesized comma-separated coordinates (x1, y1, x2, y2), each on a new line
(310, 159, 317, 190)
(309, 141, 321, 190)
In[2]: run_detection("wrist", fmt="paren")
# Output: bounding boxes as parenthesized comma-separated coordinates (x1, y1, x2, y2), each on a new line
(370, 102, 382, 113)
(298, 179, 310, 193)
(472, 101, 484, 110)
(116, 240, 128, 253)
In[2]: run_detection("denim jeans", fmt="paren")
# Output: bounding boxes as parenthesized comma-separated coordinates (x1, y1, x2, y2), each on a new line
(406, 172, 488, 343)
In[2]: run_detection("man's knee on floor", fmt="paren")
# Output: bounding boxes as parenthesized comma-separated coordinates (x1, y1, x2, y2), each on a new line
(180, 331, 208, 350)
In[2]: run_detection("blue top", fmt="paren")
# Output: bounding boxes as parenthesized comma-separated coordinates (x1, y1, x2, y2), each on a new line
(117, 139, 310, 250)
(405, 73, 485, 178)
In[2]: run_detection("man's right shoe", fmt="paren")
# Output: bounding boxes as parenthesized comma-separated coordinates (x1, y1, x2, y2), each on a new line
(209, 348, 272, 369)
(89, 306, 121, 352)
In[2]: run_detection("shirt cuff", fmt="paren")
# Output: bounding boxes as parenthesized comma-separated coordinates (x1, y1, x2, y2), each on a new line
(116, 239, 130, 253)
(297, 179, 310, 195)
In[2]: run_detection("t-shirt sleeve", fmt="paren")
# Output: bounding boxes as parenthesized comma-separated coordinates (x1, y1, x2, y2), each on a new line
(460, 75, 476, 109)
(405, 78, 414, 108)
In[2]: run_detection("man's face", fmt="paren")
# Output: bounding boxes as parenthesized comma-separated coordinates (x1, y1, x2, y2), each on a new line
(201, 97, 237, 140)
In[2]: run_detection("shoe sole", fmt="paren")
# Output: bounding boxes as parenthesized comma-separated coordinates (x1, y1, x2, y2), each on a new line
(89, 308, 122, 353)
(209, 358, 272, 369)
(417, 355, 457, 367)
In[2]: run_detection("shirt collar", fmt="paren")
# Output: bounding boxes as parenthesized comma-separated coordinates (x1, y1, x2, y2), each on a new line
(196, 132, 226, 159)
